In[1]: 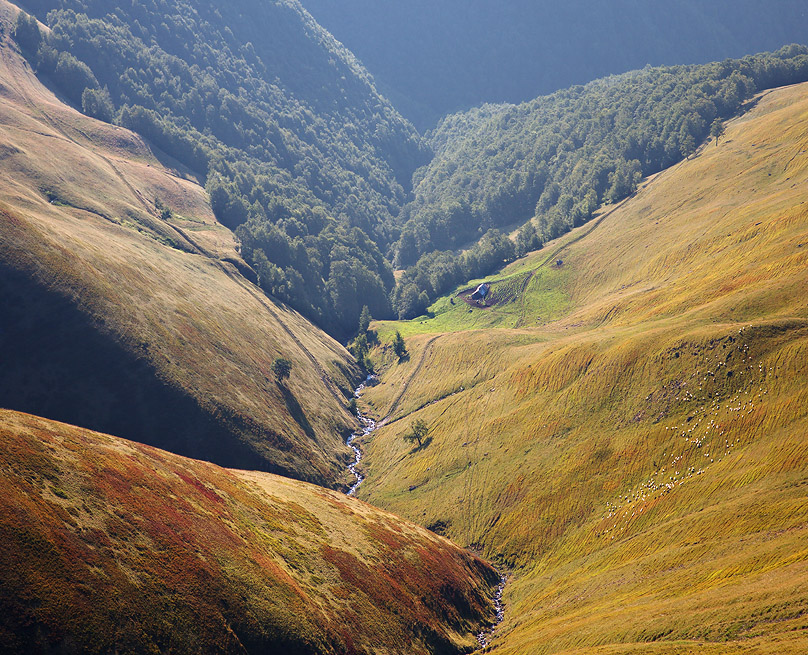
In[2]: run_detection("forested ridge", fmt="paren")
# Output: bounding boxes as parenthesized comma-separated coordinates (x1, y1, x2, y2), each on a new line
(391, 47, 808, 317)
(14, 0, 426, 338)
(11, 1, 808, 332)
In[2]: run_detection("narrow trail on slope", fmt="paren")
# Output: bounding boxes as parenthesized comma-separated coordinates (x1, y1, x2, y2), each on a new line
(534, 142, 712, 272)
(383, 334, 441, 423)
(5, 45, 349, 411)
(536, 192, 635, 270)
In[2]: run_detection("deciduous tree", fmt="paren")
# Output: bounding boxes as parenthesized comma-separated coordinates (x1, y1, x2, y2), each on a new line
(404, 419, 428, 448)
(271, 358, 292, 383)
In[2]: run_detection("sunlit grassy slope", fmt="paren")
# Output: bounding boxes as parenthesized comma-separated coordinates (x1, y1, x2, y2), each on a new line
(0, 409, 498, 654)
(0, 2, 360, 486)
(359, 83, 808, 653)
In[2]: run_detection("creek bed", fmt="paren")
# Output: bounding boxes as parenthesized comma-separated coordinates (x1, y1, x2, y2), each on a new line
(346, 375, 377, 496)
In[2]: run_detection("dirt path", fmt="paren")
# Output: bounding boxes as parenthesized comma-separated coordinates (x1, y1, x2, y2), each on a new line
(383, 334, 441, 422)
(2, 36, 349, 410)
(536, 193, 635, 270)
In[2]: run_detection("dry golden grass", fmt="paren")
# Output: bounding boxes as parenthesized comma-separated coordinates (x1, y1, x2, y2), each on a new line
(359, 83, 808, 653)
(0, 13, 359, 485)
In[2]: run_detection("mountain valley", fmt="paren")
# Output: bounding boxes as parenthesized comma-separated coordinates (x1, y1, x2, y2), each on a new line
(358, 82, 808, 653)
(0, 0, 806, 653)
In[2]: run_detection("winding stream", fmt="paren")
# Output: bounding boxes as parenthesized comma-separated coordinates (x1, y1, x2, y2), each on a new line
(344, 374, 506, 650)
(476, 574, 506, 650)
(346, 374, 377, 496)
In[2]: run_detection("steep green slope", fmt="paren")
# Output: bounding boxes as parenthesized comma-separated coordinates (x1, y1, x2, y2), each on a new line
(395, 48, 808, 276)
(0, 6, 360, 486)
(13, 0, 428, 336)
(357, 83, 808, 653)
(0, 409, 499, 654)
(302, 0, 808, 129)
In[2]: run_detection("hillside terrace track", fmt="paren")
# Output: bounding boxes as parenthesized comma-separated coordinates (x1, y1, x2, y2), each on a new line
(4, 42, 351, 412)
(383, 334, 441, 423)
(9, 50, 209, 257)
(536, 193, 635, 270)
(530, 112, 732, 273)
(217, 267, 351, 410)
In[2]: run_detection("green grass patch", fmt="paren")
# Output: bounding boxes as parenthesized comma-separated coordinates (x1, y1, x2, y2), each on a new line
(376, 259, 572, 342)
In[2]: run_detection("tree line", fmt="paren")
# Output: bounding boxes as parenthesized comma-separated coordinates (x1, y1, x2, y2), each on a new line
(13, 5, 808, 337)
(382, 45, 808, 315)
(396, 46, 808, 267)
(14, 0, 425, 339)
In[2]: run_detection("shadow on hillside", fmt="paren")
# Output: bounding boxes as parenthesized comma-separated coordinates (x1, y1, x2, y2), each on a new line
(0, 263, 293, 477)
(279, 384, 315, 439)
(410, 436, 433, 453)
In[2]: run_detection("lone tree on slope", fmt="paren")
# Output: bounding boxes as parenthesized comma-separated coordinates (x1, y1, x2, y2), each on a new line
(710, 118, 726, 145)
(271, 357, 292, 383)
(358, 305, 372, 334)
(404, 419, 428, 448)
(393, 331, 407, 359)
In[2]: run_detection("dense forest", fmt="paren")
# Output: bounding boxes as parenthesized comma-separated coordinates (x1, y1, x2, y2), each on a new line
(390, 47, 808, 314)
(302, 0, 808, 129)
(13, 1, 808, 330)
(15, 0, 426, 338)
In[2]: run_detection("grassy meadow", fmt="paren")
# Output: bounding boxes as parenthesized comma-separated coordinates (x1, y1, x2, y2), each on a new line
(358, 83, 808, 653)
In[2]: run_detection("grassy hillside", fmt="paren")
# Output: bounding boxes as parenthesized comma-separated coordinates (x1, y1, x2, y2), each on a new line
(0, 3, 362, 486)
(0, 409, 499, 654)
(356, 83, 808, 652)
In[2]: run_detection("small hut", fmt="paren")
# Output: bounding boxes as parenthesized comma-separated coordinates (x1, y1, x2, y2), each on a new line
(471, 282, 490, 301)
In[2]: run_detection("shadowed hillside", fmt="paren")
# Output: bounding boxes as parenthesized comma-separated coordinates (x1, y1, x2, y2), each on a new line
(0, 409, 499, 654)
(0, 3, 362, 486)
(357, 83, 808, 653)
(302, 0, 808, 129)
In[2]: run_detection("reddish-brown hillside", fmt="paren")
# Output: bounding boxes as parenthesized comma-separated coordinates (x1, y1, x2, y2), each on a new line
(0, 408, 499, 654)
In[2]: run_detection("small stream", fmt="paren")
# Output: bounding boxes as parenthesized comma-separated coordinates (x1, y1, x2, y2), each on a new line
(476, 573, 507, 650)
(346, 374, 377, 496)
(344, 374, 506, 649)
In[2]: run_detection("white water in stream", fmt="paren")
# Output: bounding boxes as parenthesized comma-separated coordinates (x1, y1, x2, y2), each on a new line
(476, 574, 506, 650)
(346, 375, 377, 496)
(344, 374, 506, 650)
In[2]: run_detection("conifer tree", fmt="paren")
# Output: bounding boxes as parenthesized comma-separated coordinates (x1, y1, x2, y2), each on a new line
(358, 305, 372, 334)
(393, 331, 407, 359)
